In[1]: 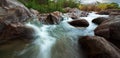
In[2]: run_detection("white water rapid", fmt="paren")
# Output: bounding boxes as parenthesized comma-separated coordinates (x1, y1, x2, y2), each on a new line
(16, 12, 109, 58)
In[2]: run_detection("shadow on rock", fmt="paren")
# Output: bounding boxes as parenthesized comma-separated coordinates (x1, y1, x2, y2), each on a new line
(78, 36, 120, 58)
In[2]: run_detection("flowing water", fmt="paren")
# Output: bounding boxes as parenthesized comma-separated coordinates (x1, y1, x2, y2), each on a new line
(13, 12, 108, 58)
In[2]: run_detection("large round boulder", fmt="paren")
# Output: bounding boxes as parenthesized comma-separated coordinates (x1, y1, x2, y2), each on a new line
(94, 15, 120, 48)
(68, 19, 89, 27)
(78, 36, 120, 58)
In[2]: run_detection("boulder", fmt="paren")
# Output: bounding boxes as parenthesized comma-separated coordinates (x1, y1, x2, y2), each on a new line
(68, 19, 89, 27)
(80, 11, 89, 17)
(92, 17, 108, 25)
(66, 13, 78, 19)
(110, 12, 120, 17)
(94, 15, 120, 48)
(78, 36, 120, 58)
(30, 8, 39, 16)
(0, 0, 35, 57)
(0, 23, 35, 58)
(0, 23, 35, 44)
(41, 11, 62, 25)
(0, 0, 32, 24)
(96, 10, 110, 15)
(96, 9, 120, 15)
(65, 8, 88, 18)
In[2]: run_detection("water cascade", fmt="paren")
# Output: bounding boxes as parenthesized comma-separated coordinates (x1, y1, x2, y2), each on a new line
(15, 12, 109, 58)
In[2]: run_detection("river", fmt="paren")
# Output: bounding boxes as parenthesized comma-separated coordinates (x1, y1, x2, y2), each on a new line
(13, 12, 109, 58)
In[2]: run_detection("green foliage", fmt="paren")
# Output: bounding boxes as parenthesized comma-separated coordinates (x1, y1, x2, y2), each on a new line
(97, 3, 109, 10)
(18, 0, 78, 13)
(107, 2, 119, 9)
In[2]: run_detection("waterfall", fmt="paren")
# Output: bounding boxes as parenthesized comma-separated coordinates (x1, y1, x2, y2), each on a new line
(15, 12, 109, 58)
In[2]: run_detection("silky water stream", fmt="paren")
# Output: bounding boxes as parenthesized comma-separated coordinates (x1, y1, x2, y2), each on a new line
(15, 12, 108, 58)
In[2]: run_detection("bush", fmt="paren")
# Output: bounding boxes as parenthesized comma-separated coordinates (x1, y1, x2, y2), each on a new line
(107, 2, 119, 9)
(18, 0, 78, 13)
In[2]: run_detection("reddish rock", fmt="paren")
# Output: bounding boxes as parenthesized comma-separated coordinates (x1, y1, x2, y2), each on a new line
(92, 17, 108, 25)
(0, 0, 32, 24)
(80, 11, 89, 17)
(78, 36, 120, 58)
(66, 13, 78, 19)
(68, 19, 89, 27)
(96, 11, 110, 15)
(94, 15, 120, 48)
(30, 8, 39, 16)
(41, 11, 62, 25)
(96, 9, 120, 15)
(65, 7, 89, 18)
(110, 12, 120, 17)
(0, 23, 35, 44)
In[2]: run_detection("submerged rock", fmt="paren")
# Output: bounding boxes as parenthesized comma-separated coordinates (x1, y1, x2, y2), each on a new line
(68, 19, 89, 27)
(78, 36, 120, 58)
(94, 15, 120, 48)
(92, 17, 108, 25)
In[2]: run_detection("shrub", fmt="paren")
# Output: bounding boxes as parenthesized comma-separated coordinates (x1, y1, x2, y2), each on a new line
(97, 3, 108, 11)
(107, 2, 119, 9)
(18, 0, 78, 13)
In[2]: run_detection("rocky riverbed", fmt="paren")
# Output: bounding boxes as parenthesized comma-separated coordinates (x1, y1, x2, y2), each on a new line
(0, 0, 120, 58)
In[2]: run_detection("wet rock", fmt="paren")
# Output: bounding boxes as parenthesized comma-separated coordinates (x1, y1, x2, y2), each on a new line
(66, 13, 78, 19)
(94, 15, 120, 48)
(65, 8, 89, 18)
(96, 9, 120, 15)
(0, 0, 32, 24)
(30, 8, 39, 16)
(68, 19, 89, 27)
(0, 0, 9, 7)
(92, 17, 108, 25)
(0, 23, 35, 58)
(110, 12, 120, 17)
(39, 14, 48, 23)
(80, 11, 89, 17)
(78, 36, 120, 58)
(96, 10, 110, 15)
(0, 23, 35, 44)
(42, 11, 62, 25)
(109, 21, 120, 48)
(68, 8, 80, 13)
